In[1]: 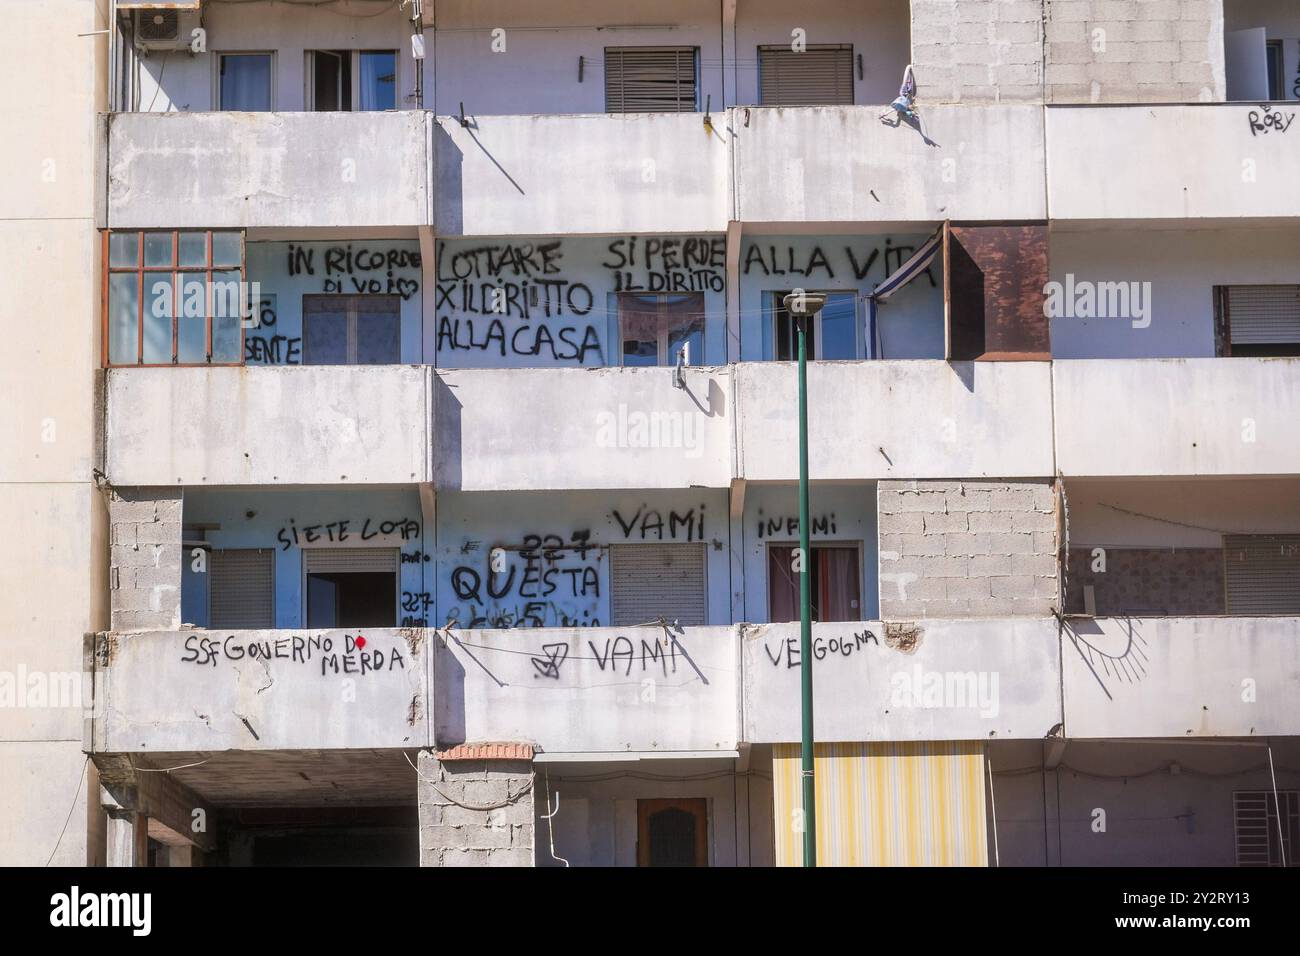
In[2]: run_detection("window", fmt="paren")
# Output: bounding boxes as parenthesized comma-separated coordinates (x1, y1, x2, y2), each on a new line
(309, 50, 351, 110)
(605, 47, 698, 113)
(772, 291, 858, 361)
(610, 544, 707, 626)
(1234, 790, 1299, 866)
(309, 50, 399, 111)
(304, 548, 397, 628)
(758, 44, 854, 106)
(104, 230, 245, 366)
(767, 544, 861, 623)
(617, 294, 704, 367)
(637, 799, 708, 867)
(302, 294, 401, 365)
(359, 51, 397, 111)
(1215, 285, 1300, 357)
(1266, 40, 1284, 101)
(218, 53, 273, 110)
(1224, 534, 1300, 615)
(209, 548, 275, 629)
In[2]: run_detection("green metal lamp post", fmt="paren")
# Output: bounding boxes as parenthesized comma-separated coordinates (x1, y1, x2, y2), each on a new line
(783, 290, 826, 868)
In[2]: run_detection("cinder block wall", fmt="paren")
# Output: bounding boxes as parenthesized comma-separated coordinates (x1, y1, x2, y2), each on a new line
(1045, 0, 1224, 102)
(418, 752, 535, 867)
(108, 487, 182, 631)
(911, 0, 1046, 103)
(910, 1, 1225, 104)
(878, 480, 1059, 619)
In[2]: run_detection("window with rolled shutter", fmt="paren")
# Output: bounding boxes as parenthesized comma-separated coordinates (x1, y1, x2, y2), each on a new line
(1234, 790, 1299, 866)
(610, 544, 706, 626)
(1223, 534, 1300, 615)
(302, 547, 399, 575)
(209, 548, 275, 629)
(605, 47, 698, 113)
(1223, 285, 1300, 355)
(758, 45, 854, 106)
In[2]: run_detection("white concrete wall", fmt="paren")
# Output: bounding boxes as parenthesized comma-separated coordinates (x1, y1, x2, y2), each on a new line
(432, 0, 721, 116)
(1063, 616, 1300, 738)
(735, 361, 1056, 480)
(433, 112, 729, 235)
(1049, 225, 1300, 359)
(105, 366, 432, 486)
(91, 627, 429, 753)
(733, 105, 1047, 222)
(1047, 104, 1300, 220)
(436, 367, 733, 490)
(106, 111, 429, 228)
(0, 0, 108, 866)
(1053, 358, 1300, 476)
(434, 625, 739, 753)
(743, 618, 1063, 742)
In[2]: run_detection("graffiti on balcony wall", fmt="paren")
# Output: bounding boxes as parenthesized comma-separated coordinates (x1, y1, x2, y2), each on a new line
(452, 630, 692, 683)
(434, 237, 725, 366)
(612, 503, 707, 542)
(741, 239, 938, 286)
(754, 512, 839, 539)
(275, 516, 421, 551)
(446, 530, 602, 629)
(1247, 104, 1295, 136)
(762, 629, 879, 669)
(180, 632, 407, 677)
(243, 295, 302, 365)
(287, 243, 422, 299)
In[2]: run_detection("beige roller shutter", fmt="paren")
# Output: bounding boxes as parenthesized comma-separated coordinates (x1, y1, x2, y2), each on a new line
(209, 548, 274, 629)
(1227, 285, 1300, 345)
(605, 47, 698, 113)
(1224, 534, 1300, 615)
(610, 544, 706, 626)
(303, 547, 399, 574)
(759, 45, 854, 106)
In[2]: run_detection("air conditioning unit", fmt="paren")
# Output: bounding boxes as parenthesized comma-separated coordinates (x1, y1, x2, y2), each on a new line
(134, 9, 201, 52)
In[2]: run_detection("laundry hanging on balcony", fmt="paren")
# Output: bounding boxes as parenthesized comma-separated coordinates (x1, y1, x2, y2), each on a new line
(864, 225, 943, 358)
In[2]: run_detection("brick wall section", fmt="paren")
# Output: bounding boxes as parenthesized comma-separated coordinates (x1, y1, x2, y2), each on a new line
(109, 487, 182, 631)
(911, 0, 1046, 103)
(418, 752, 535, 867)
(1063, 547, 1224, 615)
(878, 480, 1058, 619)
(1045, 0, 1222, 102)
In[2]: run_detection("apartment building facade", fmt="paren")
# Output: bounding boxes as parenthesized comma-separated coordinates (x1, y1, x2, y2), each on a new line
(3, 0, 1299, 867)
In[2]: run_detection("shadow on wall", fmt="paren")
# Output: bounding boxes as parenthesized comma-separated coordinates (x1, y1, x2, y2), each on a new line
(431, 120, 464, 236)
(431, 372, 463, 490)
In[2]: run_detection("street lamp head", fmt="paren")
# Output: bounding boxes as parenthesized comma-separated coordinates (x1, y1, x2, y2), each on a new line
(783, 291, 827, 318)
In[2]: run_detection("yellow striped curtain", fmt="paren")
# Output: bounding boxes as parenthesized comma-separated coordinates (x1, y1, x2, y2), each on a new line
(772, 741, 988, 867)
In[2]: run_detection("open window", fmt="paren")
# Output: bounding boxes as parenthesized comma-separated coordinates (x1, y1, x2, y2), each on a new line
(103, 230, 246, 366)
(605, 47, 698, 113)
(617, 294, 704, 367)
(637, 799, 708, 867)
(767, 544, 862, 623)
(304, 548, 398, 629)
(609, 544, 707, 626)
(1215, 285, 1300, 357)
(758, 44, 854, 106)
(218, 53, 274, 110)
(770, 291, 858, 361)
(307, 50, 398, 111)
(302, 294, 402, 365)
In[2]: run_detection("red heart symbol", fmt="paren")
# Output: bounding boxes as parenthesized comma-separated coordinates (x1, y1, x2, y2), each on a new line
(355, 636, 367, 649)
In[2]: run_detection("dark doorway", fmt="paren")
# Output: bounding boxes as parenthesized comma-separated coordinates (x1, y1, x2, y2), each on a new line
(637, 798, 708, 867)
(306, 571, 396, 628)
